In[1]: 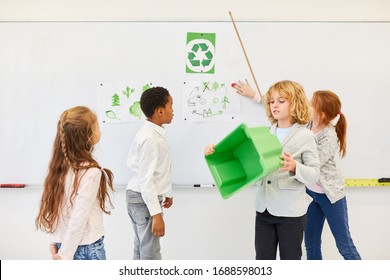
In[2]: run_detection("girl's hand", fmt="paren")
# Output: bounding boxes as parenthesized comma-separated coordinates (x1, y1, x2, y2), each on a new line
(50, 243, 63, 260)
(279, 152, 296, 174)
(49, 243, 58, 256)
(232, 79, 257, 99)
(204, 144, 215, 156)
(52, 253, 63, 260)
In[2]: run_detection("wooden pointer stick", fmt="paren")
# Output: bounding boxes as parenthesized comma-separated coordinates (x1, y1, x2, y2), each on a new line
(229, 11, 262, 98)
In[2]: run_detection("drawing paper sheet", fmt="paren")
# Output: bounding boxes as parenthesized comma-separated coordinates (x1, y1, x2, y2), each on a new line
(98, 81, 152, 123)
(183, 80, 240, 122)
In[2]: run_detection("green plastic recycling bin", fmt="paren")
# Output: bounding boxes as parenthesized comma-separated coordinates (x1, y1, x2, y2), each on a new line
(205, 123, 282, 199)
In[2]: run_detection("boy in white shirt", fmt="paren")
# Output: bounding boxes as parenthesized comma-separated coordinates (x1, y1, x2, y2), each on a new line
(126, 86, 174, 260)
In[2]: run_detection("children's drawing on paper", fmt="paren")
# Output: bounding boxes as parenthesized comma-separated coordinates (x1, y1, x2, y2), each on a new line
(183, 81, 240, 122)
(98, 82, 151, 123)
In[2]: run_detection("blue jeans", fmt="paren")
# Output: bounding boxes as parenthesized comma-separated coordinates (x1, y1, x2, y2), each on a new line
(56, 236, 106, 260)
(305, 189, 361, 260)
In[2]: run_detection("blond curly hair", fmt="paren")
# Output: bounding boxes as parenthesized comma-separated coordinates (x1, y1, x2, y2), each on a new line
(265, 80, 310, 125)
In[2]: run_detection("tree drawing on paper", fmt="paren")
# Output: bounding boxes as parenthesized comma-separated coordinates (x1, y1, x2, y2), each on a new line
(111, 93, 121, 106)
(211, 82, 220, 91)
(221, 95, 230, 109)
(122, 86, 135, 98)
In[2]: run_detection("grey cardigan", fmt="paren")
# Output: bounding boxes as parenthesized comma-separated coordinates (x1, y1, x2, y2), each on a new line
(256, 123, 320, 217)
(311, 124, 345, 203)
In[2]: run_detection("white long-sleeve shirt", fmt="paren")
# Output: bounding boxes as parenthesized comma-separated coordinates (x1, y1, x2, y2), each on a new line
(126, 121, 173, 216)
(51, 167, 104, 260)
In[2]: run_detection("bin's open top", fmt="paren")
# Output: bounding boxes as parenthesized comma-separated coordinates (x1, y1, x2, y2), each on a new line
(205, 123, 282, 199)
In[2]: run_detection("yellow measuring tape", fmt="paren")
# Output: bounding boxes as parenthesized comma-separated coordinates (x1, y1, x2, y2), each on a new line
(345, 178, 390, 187)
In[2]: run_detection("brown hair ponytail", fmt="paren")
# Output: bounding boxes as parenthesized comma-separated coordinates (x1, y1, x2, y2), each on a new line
(312, 90, 347, 158)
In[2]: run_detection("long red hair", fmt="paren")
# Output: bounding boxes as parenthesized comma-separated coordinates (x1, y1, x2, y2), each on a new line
(312, 90, 347, 157)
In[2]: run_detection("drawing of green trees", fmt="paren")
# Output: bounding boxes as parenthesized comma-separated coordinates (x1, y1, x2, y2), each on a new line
(212, 82, 220, 91)
(221, 96, 230, 109)
(122, 86, 135, 98)
(111, 93, 120, 106)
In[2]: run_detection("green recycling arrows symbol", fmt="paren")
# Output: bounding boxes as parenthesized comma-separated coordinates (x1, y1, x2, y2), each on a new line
(188, 43, 213, 67)
(186, 34, 215, 74)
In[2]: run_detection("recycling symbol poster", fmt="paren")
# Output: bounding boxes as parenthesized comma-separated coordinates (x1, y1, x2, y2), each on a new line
(185, 32, 215, 74)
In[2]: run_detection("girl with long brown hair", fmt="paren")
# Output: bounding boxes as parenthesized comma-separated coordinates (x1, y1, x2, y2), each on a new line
(35, 106, 114, 260)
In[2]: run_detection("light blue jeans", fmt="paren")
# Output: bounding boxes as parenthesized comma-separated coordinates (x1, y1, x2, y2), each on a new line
(126, 189, 162, 260)
(305, 189, 361, 260)
(56, 236, 106, 260)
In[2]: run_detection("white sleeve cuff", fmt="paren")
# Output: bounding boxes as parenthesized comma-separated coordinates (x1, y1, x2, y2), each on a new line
(252, 92, 262, 103)
(148, 201, 163, 217)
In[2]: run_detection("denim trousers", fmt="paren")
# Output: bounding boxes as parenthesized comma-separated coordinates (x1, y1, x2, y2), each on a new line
(126, 189, 162, 260)
(255, 209, 307, 260)
(56, 236, 106, 260)
(305, 188, 361, 260)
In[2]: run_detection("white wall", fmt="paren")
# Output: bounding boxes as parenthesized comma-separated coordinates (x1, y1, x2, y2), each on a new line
(1, 0, 390, 21)
(1, 0, 390, 260)
(1, 186, 390, 260)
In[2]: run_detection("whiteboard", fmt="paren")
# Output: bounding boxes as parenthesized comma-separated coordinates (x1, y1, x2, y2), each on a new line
(1, 22, 389, 186)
